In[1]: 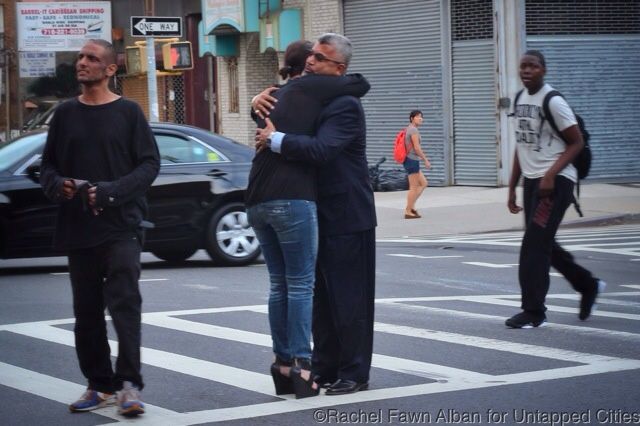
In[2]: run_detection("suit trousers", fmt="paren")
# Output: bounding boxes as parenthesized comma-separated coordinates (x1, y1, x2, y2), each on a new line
(68, 236, 143, 393)
(519, 176, 596, 313)
(312, 228, 376, 384)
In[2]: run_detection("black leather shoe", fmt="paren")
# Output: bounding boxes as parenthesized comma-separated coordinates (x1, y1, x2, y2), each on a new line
(313, 375, 336, 389)
(325, 379, 369, 395)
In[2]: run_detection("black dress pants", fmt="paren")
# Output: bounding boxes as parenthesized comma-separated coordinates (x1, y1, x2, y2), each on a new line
(312, 228, 376, 384)
(68, 236, 143, 393)
(520, 176, 596, 314)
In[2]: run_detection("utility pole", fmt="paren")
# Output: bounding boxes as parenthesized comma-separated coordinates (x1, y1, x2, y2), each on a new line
(145, 0, 159, 122)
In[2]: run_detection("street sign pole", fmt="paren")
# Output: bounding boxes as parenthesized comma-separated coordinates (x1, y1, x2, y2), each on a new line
(146, 37, 159, 122)
(131, 16, 182, 123)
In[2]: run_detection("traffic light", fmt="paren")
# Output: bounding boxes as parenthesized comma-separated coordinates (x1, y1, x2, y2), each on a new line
(162, 41, 193, 71)
(125, 46, 147, 74)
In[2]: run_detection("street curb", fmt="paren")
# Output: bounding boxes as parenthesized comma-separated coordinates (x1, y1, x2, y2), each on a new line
(376, 213, 640, 241)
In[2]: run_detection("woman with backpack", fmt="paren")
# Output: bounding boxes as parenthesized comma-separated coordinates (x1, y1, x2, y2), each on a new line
(403, 110, 431, 219)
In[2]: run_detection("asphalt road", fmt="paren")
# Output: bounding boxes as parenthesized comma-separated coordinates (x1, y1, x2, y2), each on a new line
(1, 223, 639, 425)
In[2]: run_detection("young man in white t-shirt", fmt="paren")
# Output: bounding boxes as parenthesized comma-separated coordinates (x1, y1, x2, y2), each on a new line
(505, 50, 605, 329)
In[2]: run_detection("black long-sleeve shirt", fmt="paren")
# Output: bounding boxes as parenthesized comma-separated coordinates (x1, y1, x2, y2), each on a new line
(245, 73, 370, 207)
(40, 97, 160, 250)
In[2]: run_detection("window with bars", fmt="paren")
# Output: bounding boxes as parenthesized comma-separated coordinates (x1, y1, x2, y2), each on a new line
(451, 0, 494, 41)
(526, 0, 640, 35)
(227, 57, 239, 113)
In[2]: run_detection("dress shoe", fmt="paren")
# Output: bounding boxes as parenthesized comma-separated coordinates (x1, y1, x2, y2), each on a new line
(313, 375, 336, 389)
(325, 379, 369, 396)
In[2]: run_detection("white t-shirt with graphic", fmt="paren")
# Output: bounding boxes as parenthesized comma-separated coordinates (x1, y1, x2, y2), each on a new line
(514, 83, 578, 183)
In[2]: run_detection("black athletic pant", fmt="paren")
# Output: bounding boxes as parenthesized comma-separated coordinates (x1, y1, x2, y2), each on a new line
(312, 228, 376, 384)
(68, 236, 143, 393)
(519, 176, 596, 314)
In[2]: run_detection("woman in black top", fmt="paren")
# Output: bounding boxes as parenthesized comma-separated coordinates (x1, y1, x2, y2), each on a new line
(245, 40, 369, 399)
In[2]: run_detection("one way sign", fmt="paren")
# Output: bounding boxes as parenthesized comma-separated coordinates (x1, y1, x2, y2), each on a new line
(131, 16, 182, 37)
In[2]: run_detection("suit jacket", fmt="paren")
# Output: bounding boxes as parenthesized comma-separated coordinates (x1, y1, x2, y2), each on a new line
(245, 74, 370, 206)
(280, 95, 377, 236)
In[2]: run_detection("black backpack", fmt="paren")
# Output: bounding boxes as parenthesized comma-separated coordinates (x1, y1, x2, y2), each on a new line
(513, 89, 592, 216)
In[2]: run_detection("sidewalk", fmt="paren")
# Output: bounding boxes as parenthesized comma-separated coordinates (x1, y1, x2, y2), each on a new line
(375, 183, 640, 239)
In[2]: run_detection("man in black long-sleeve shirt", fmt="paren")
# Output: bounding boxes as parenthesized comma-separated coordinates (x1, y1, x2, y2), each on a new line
(40, 39, 159, 417)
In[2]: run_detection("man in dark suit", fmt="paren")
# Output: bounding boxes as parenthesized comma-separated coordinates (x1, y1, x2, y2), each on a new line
(254, 33, 376, 395)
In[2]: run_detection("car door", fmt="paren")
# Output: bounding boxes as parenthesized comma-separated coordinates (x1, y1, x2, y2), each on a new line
(0, 144, 60, 258)
(146, 129, 238, 245)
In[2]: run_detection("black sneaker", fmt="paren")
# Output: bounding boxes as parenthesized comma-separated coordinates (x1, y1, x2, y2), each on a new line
(505, 311, 547, 329)
(579, 279, 606, 321)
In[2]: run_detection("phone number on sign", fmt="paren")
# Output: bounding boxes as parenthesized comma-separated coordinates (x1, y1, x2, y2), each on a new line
(41, 28, 86, 35)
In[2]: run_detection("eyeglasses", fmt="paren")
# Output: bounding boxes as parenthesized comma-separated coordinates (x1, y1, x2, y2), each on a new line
(310, 52, 345, 65)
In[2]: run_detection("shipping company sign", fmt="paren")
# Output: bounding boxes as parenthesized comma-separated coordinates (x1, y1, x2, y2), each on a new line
(17, 2, 112, 52)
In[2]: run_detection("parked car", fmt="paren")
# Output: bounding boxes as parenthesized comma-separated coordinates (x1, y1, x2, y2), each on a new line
(0, 123, 261, 265)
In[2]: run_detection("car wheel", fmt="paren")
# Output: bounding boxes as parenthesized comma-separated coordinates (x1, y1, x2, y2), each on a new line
(205, 202, 261, 265)
(151, 248, 197, 263)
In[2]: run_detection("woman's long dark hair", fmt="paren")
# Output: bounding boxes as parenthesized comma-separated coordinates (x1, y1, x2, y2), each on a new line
(278, 40, 313, 80)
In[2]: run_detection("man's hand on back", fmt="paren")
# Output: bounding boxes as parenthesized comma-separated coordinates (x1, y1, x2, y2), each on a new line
(251, 87, 278, 119)
(255, 118, 276, 153)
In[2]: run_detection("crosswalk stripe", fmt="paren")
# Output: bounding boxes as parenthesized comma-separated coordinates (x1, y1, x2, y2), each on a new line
(2, 289, 639, 426)
(375, 291, 640, 321)
(373, 322, 617, 364)
(463, 262, 518, 268)
(92, 357, 640, 426)
(378, 224, 640, 258)
(467, 297, 640, 321)
(4, 323, 276, 396)
(382, 301, 640, 343)
(142, 313, 491, 383)
(388, 254, 463, 259)
(0, 361, 177, 420)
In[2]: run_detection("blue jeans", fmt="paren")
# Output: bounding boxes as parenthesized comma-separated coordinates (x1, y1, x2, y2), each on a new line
(247, 200, 318, 361)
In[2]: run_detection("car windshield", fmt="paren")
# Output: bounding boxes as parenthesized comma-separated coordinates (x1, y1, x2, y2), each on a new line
(0, 133, 46, 172)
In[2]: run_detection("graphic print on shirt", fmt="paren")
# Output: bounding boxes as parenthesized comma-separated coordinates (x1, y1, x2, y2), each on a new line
(515, 103, 542, 152)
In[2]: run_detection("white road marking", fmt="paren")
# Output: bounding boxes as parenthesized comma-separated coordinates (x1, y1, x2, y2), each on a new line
(142, 314, 490, 383)
(50, 272, 69, 275)
(0, 362, 177, 421)
(3, 288, 640, 426)
(621, 285, 640, 289)
(140, 278, 168, 282)
(378, 225, 640, 257)
(388, 254, 463, 259)
(463, 262, 518, 268)
(373, 322, 616, 364)
(4, 323, 276, 396)
(382, 302, 640, 343)
(94, 357, 640, 425)
(467, 297, 640, 321)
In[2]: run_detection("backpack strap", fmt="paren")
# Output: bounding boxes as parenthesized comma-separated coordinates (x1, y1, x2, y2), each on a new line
(541, 90, 564, 141)
(509, 89, 524, 117)
(542, 90, 585, 217)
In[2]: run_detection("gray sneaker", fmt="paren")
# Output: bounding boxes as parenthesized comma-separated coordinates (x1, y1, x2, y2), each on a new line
(117, 381, 145, 417)
(69, 389, 115, 412)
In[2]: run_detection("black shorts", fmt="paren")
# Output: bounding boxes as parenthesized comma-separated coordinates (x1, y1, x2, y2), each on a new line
(403, 158, 420, 175)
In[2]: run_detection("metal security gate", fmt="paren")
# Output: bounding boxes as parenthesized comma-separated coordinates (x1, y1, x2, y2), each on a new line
(343, 0, 446, 185)
(527, 36, 640, 181)
(452, 40, 497, 185)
